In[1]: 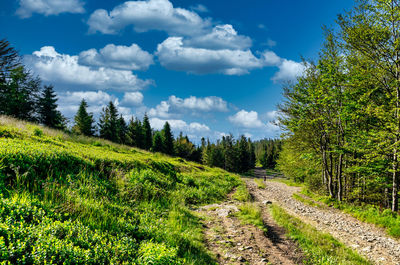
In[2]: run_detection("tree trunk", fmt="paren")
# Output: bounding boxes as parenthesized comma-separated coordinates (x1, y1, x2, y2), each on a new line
(393, 148, 398, 211)
(337, 153, 343, 202)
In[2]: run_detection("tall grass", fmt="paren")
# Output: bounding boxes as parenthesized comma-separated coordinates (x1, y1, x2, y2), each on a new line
(0, 116, 241, 264)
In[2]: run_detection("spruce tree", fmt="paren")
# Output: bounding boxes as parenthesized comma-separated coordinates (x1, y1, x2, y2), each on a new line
(152, 132, 164, 152)
(117, 115, 127, 144)
(142, 114, 152, 150)
(99, 101, 119, 142)
(0, 66, 40, 121)
(73, 99, 95, 136)
(38, 85, 65, 129)
(0, 39, 19, 82)
(161, 122, 174, 155)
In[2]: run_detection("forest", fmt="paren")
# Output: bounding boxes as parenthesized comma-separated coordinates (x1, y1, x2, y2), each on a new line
(277, 0, 400, 212)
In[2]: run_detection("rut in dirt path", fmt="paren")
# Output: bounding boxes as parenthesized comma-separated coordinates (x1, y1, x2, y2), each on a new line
(248, 168, 400, 265)
(198, 192, 304, 265)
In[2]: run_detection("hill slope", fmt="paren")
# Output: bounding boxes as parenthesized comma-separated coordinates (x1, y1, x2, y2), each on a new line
(0, 116, 241, 264)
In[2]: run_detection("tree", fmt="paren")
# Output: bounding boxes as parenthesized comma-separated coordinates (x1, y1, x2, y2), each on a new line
(73, 99, 95, 136)
(38, 85, 65, 129)
(0, 39, 19, 81)
(142, 114, 152, 150)
(117, 115, 128, 144)
(99, 101, 119, 142)
(161, 122, 174, 155)
(0, 66, 40, 121)
(339, 0, 400, 210)
(152, 132, 164, 153)
(127, 117, 143, 148)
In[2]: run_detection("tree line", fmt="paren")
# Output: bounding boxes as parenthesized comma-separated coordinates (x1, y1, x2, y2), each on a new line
(254, 139, 282, 169)
(278, 0, 400, 212)
(0, 38, 257, 174)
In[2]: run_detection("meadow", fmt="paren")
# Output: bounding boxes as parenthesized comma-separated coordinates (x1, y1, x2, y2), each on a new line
(0, 116, 241, 264)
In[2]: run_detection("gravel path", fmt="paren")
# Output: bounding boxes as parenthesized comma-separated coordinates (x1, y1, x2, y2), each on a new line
(198, 192, 304, 264)
(246, 169, 400, 265)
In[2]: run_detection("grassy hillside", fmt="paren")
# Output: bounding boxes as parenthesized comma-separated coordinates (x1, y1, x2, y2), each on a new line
(0, 116, 241, 264)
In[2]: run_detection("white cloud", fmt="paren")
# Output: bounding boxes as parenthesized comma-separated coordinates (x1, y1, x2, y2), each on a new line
(79, 44, 153, 71)
(25, 46, 152, 91)
(184, 24, 252, 50)
(150, 117, 210, 133)
(272, 59, 305, 83)
(149, 95, 228, 118)
(87, 0, 211, 36)
(262, 51, 281, 66)
(264, 110, 278, 121)
(16, 0, 85, 18)
(156, 37, 263, 75)
(261, 50, 305, 82)
(229, 110, 264, 128)
(190, 4, 209, 13)
(121, 92, 144, 106)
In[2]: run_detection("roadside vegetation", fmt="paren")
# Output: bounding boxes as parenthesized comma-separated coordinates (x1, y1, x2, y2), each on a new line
(236, 203, 267, 233)
(0, 116, 242, 264)
(270, 204, 372, 265)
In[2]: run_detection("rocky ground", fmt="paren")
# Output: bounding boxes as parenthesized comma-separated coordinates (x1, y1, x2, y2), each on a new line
(246, 168, 400, 265)
(198, 193, 304, 264)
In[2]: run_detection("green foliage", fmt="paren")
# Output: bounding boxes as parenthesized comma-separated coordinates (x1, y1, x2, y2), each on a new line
(73, 99, 95, 136)
(98, 101, 119, 142)
(142, 114, 152, 150)
(161, 122, 174, 156)
(236, 203, 267, 233)
(37, 85, 65, 130)
(254, 139, 282, 169)
(0, 117, 242, 264)
(254, 178, 266, 189)
(270, 204, 371, 265)
(232, 183, 251, 202)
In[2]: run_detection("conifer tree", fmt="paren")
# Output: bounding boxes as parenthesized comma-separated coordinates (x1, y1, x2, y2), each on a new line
(0, 66, 40, 121)
(161, 122, 174, 155)
(38, 85, 65, 129)
(127, 117, 144, 147)
(73, 99, 95, 136)
(99, 101, 119, 142)
(152, 132, 164, 152)
(142, 113, 152, 150)
(117, 115, 128, 144)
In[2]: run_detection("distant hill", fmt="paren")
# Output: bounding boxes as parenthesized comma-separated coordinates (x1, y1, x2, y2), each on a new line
(0, 115, 241, 264)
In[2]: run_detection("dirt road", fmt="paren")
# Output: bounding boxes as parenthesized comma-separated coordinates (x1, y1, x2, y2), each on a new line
(246, 168, 400, 265)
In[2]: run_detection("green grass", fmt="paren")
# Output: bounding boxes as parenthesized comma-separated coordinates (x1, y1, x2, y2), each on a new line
(270, 204, 372, 265)
(254, 178, 266, 189)
(232, 183, 251, 202)
(236, 203, 267, 233)
(0, 116, 242, 264)
(300, 189, 400, 239)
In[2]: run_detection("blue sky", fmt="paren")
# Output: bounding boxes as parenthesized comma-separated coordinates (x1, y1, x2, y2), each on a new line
(1, 0, 354, 142)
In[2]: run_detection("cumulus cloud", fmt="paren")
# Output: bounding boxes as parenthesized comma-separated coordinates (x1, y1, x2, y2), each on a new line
(150, 117, 210, 132)
(121, 92, 144, 106)
(149, 95, 228, 118)
(79, 44, 153, 71)
(25, 46, 152, 91)
(272, 59, 305, 83)
(184, 24, 252, 50)
(228, 110, 264, 128)
(87, 0, 210, 36)
(16, 0, 85, 18)
(156, 37, 263, 75)
(261, 51, 305, 82)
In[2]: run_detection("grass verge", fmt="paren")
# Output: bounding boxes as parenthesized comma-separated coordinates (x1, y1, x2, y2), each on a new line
(236, 203, 267, 233)
(232, 183, 251, 202)
(270, 204, 372, 265)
